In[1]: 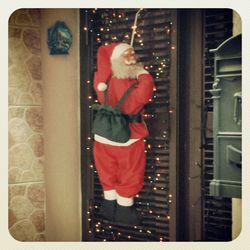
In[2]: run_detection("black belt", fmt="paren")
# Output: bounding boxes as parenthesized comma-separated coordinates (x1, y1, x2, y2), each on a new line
(124, 113, 142, 123)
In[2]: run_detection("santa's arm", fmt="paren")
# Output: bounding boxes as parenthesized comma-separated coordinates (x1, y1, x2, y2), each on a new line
(124, 72, 155, 113)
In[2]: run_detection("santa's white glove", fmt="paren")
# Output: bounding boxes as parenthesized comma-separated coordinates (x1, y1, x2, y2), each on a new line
(136, 69, 149, 79)
(97, 82, 107, 91)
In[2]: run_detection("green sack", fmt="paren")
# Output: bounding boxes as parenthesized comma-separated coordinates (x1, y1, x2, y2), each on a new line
(92, 83, 137, 143)
(92, 105, 131, 143)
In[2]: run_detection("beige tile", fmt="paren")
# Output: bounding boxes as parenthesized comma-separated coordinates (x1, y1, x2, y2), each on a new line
(27, 183, 45, 209)
(9, 220, 36, 241)
(30, 210, 45, 232)
(32, 158, 45, 181)
(27, 133, 44, 157)
(9, 27, 22, 39)
(8, 131, 16, 149)
(8, 167, 22, 184)
(9, 64, 31, 92)
(8, 107, 25, 121)
(15, 11, 32, 26)
(9, 143, 34, 171)
(8, 88, 21, 105)
(28, 9, 41, 26)
(20, 170, 36, 182)
(8, 209, 17, 228)
(9, 118, 32, 143)
(9, 184, 26, 201)
(30, 82, 42, 105)
(23, 29, 41, 55)
(25, 107, 43, 133)
(33, 233, 46, 241)
(9, 38, 29, 64)
(26, 56, 42, 80)
(18, 93, 34, 105)
(9, 196, 34, 221)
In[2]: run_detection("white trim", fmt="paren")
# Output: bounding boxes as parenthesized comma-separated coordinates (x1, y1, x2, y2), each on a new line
(117, 193, 134, 206)
(104, 189, 117, 200)
(111, 43, 132, 60)
(94, 134, 139, 146)
(137, 69, 149, 79)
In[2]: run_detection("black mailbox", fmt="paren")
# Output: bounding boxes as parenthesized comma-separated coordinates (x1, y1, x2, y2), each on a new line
(209, 34, 242, 198)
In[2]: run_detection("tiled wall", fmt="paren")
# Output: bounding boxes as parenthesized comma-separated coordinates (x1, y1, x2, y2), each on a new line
(8, 9, 45, 241)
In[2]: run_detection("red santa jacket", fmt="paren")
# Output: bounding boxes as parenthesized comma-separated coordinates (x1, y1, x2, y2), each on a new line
(93, 73, 155, 139)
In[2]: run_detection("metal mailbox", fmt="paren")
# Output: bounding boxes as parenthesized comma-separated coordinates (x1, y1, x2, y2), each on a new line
(209, 34, 242, 198)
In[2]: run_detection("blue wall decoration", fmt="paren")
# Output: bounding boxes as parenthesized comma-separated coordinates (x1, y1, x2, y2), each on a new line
(47, 21, 73, 55)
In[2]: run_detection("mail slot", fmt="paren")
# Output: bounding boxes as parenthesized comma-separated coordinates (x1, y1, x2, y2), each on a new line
(209, 34, 242, 198)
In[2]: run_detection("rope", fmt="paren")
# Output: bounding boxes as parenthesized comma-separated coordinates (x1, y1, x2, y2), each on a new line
(130, 8, 143, 46)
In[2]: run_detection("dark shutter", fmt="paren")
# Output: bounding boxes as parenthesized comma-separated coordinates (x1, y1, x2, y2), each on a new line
(80, 9, 177, 241)
(202, 9, 233, 241)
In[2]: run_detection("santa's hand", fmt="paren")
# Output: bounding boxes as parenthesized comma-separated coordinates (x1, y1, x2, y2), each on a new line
(97, 82, 107, 91)
(136, 68, 149, 79)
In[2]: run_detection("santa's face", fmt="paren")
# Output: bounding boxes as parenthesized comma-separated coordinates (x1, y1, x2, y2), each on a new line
(121, 48, 136, 65)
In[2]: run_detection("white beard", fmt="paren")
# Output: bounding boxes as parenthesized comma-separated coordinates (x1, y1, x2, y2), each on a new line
(111, 58, 144, 79)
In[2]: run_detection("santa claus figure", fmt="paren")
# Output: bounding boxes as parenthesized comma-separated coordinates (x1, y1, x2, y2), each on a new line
(93, 42, 155, 225)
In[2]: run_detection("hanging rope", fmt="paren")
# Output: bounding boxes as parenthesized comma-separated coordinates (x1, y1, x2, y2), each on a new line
(130, 8, 143, 46)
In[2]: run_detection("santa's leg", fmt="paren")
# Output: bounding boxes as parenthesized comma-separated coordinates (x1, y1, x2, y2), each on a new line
(93, 141, 118, 221)
(114, 139, 146, 225)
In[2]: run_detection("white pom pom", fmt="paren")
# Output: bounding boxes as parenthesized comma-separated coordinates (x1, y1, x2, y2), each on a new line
(97, 82, 107, 91)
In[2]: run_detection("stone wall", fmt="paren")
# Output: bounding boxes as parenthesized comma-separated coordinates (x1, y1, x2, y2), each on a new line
(8, 9, 45, 241)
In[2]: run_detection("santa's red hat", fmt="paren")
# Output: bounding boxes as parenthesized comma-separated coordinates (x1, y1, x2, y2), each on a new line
(96, 43, 132, 91)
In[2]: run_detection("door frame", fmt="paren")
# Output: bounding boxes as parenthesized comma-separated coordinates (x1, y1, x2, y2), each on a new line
(176, 9, 203, 241)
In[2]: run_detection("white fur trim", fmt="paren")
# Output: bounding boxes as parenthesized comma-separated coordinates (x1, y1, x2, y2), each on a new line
(97, 82, 107, 91)
(137, 69, 149, 78)
(117, 193, 134, 206)
(94, 134, 139, 146)
(111, 43, 132, 60)
(104, 190, 117, 200)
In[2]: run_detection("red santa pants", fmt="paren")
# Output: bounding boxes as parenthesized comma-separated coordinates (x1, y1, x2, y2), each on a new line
(93, 139, 146, 198)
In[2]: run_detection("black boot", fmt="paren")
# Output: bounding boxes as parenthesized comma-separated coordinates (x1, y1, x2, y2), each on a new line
(99, 199, 116, 221)
(114, 204, 141, 225)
